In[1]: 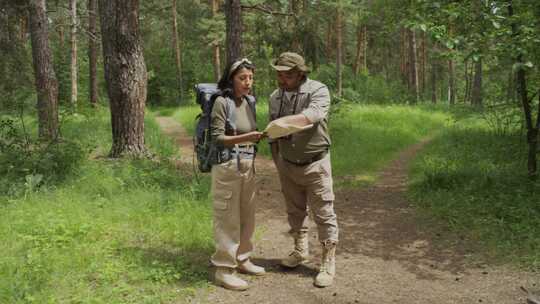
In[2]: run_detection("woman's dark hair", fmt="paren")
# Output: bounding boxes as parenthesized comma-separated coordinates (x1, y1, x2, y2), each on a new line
(217, 58, 255, 98)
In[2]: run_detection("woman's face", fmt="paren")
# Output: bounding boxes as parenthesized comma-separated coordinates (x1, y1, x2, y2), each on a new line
(232, 67, 254, 98)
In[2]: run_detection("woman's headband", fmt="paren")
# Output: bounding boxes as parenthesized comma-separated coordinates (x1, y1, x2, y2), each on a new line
(228, 58, 253, 78)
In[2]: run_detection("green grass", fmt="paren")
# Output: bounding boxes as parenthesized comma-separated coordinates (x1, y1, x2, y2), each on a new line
(0, 106, 213, 303)
(409, 114, 540, 268)
(330, 103, 450, 186)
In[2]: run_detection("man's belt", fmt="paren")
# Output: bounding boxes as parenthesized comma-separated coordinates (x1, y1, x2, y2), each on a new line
(282, 150, 328, 166)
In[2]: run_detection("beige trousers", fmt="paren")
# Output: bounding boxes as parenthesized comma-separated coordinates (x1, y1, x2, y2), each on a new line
(210, 158, 256, 268)
(276, 153, 339, 243)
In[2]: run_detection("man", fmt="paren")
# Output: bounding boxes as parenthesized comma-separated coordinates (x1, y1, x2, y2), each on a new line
(268, 52, 339, 287)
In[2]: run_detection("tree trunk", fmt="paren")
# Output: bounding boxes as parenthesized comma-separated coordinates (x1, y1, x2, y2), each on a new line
(420, 31, 426, 96)
(289, 0, 301, 52)
(400, 27, 408, 85)
(353, 24, 367, 75)
(408, 29, 419, 104)
(471, 58, 483, 107)
(19, 15, 27, 41)
(447, 58, 456, 105)
(509, 3, 537, 177)
(211, 0, 221, 82)
(172, 0, 183, 103)
(28, 0, 59, 140)
(464, 59, 470, 103)
(70, 0, 78, 106)
(225, 0, 242, 64)
(336, 1, 343, 97)
(99, 0, 148, 158)
(88, 0, 99, 106)
(57, 10, 65, 48)
(431, 61, 437, 104)
(325, 18, 334, 60)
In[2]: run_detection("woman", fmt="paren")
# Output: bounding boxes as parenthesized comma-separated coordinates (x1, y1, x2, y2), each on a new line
(210, 58, 265, 291)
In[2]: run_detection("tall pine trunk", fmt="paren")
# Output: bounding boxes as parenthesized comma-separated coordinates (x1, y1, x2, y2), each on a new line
(354, 24, 367, 75)
(88, 0, 99, 106)
(419, 31, 426, 97)
(400, 27, 408, 85)
(28, 0, 59, 140)
(335, 1, 343, 98)
(431, 60, 437, 104)
(211, 0, 221, 81)
(225, 0, 242, 64)
(70, 0, 78, 106)
(172, 0, 183, 103)
(471, 58, 483, 107)
(289, 0, 301, 52)
(99, 0, 148, 157)
(447, 58, 456, 105)
(509, 3, 538, 177)
(408, 29, 419, 104)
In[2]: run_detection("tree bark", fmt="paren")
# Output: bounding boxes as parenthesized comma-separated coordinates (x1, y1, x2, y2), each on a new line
(509, 3, 537, 177)
(70, 0, 78, 106)
(325, 18, 334, 60)
(420, 31, 426, 96)
(400, 27, 408, 85)
(172, 0, 183, 103)
(353, 24, 367, 75)
(447, 58, 456, 105)
(336, 1, 343, 97)
(19, 15, 27, 41)
(28, 0, 59, 140)
(408, 29, 419, 104)
(99, 0, 148, 158)
(225, 0, 242, 64)
(88, 0, 99, 106)
(464, 58, 470, 103)
(431, 60, 437, 104)
(471, 58, 483, 107)
(289, 0, 302, 52)
(211, 0, 221, 82)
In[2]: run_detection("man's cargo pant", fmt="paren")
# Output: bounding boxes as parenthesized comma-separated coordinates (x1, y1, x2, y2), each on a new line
(276, 153, 339, 243)
(210, 158, 256, 268)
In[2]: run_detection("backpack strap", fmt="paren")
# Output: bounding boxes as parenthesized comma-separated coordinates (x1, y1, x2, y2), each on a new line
(223, 97, 241, 171)
(245, 95, 257, 123)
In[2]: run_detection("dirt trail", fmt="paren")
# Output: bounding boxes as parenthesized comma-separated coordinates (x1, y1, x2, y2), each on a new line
(156, 116, 539, 304)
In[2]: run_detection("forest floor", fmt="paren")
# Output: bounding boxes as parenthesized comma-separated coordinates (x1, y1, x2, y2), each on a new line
(156, 116, 539, 304)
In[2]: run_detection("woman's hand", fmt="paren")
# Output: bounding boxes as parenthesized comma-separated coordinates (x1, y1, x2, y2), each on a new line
(222, 131, 265, 146)
(244, 131, 265, 143)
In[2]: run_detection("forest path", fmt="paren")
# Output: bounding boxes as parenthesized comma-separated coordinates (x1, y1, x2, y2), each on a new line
(155, 116, 539, 304)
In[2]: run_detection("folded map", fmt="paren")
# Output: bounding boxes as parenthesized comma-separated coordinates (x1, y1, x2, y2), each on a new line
(264, 118, 314, 139)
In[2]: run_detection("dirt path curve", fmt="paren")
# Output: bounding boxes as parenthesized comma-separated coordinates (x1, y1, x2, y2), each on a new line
(155, 116, 538, 304)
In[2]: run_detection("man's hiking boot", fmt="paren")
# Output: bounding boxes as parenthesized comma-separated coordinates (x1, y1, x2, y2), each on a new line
(314, 240, 336, 287)
(280, 232, 309, 268)
(238, 259, 266, 276)
(214, 267, 249, 291)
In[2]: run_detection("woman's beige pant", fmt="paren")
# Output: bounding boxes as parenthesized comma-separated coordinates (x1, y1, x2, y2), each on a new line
(210, 158, 256, 268)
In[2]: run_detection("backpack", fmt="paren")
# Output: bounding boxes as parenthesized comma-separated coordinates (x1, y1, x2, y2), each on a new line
(193, 83, 256, 173)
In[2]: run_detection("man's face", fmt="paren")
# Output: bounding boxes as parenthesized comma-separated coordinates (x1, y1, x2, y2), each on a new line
(276, 69, 304, 92)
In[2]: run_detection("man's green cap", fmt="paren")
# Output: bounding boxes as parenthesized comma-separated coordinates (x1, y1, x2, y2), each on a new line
(271, 52, 310, 73)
